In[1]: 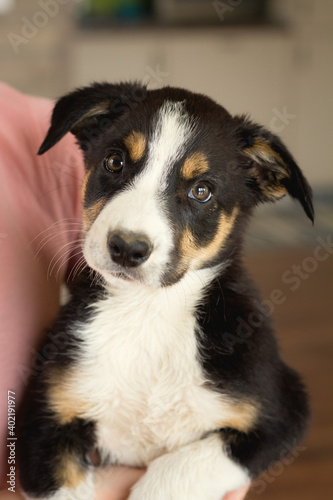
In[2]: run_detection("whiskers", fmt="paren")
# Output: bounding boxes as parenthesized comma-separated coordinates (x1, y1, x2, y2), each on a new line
(67, 253, 87, 283)
(29, 218, 86, 282)
(88, 268, 105, 289)
(47, 237, 85, 282)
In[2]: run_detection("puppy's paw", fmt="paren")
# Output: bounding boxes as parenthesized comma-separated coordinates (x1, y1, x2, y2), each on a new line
(129, 435, 249, 500)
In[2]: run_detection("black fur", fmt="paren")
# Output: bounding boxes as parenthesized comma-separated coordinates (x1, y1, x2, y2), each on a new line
(18, 83, 312, 497)
(196, 267, 310, 478)
(18, 271, 103, 496)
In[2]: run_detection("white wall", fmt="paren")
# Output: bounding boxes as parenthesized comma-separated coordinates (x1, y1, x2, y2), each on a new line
(68, 1, 333, 188)
(0, 0, 332, 188)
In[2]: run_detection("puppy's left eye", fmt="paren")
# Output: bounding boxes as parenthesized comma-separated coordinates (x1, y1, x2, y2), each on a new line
(188, 183, 212, 203)
(104, 153, 124, 173)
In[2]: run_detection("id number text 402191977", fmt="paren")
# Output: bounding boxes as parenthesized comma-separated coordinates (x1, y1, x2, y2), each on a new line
(7, 390, 16, 493)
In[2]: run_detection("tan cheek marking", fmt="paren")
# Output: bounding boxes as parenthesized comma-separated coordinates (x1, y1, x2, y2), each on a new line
(55, 452, 86, 490)
(218, 399, 259, 433)
(181, 152, 210, 179)
(81, 168, 93, 201)
(124, 131, 147, 162)
(47, 370, 92, 426)
(181, 206, 239, 269)
(82, 199, 105, 232)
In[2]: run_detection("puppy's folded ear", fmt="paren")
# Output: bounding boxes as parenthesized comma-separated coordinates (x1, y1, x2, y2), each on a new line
(236, 116, 314, 222)
(38, 82, 146, 155)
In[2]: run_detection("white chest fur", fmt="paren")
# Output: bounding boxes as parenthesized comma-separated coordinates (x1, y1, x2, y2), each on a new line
(70, 270, 232, 467)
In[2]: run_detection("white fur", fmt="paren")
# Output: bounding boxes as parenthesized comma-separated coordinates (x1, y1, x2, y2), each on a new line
(144, 100, 196, 191)
(51, 102, 249, 498)
(83, 179, 173, 288)
(129, 434, 249, 500)
(83, 101, 196, 287)
(49, 471, 94, 500)
(57, 268, 248, 498)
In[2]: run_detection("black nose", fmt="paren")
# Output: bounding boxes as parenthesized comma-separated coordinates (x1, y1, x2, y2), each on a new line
(107, 232, 152, 268)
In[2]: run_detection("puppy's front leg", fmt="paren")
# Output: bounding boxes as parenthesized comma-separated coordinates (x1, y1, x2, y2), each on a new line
(129, 434, 249, 500)
(22, 470, 95, 500)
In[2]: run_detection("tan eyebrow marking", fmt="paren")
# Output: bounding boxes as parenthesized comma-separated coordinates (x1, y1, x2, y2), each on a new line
(181, 152, 210, 179)
(180, 206, 239, 269)
(124, 131, 147, 162)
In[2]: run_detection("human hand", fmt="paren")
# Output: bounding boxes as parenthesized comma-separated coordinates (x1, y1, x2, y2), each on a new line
(95, 466, 249, 500)
(1, 468, 248, 500)
(223, 484, 250, 500)
(95, 466, 146, 500)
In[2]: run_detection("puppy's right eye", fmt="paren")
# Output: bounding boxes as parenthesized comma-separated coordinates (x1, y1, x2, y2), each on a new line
(104, 153, 124, 173)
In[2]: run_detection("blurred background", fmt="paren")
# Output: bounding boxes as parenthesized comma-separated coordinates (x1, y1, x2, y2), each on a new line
(0, 0, 332, 498)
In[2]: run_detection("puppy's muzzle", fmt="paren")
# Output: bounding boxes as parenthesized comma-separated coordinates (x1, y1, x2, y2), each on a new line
(107, 231, 153, 268)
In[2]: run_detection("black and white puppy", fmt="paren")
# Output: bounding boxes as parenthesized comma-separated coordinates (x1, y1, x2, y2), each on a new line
(18, 83, 313, 500)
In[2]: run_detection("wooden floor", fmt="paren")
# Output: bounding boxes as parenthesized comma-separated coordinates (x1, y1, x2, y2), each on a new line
(244, 249, 333, 500)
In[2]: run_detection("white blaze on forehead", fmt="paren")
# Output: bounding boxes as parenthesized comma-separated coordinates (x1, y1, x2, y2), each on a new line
(83, 101, 196, 287)
(141, 100, 196, 192)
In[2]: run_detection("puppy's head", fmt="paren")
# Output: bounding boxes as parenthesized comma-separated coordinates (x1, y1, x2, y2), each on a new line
(40, 83, 314, 288)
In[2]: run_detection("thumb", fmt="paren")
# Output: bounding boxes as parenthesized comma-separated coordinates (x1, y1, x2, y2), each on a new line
(223, 484, 250, 500)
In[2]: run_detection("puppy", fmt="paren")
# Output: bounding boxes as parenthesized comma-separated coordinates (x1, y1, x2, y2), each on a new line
(18, 83, 313, 500)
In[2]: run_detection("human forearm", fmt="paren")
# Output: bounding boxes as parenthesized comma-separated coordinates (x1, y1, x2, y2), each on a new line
(0, 490, 24, 499)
